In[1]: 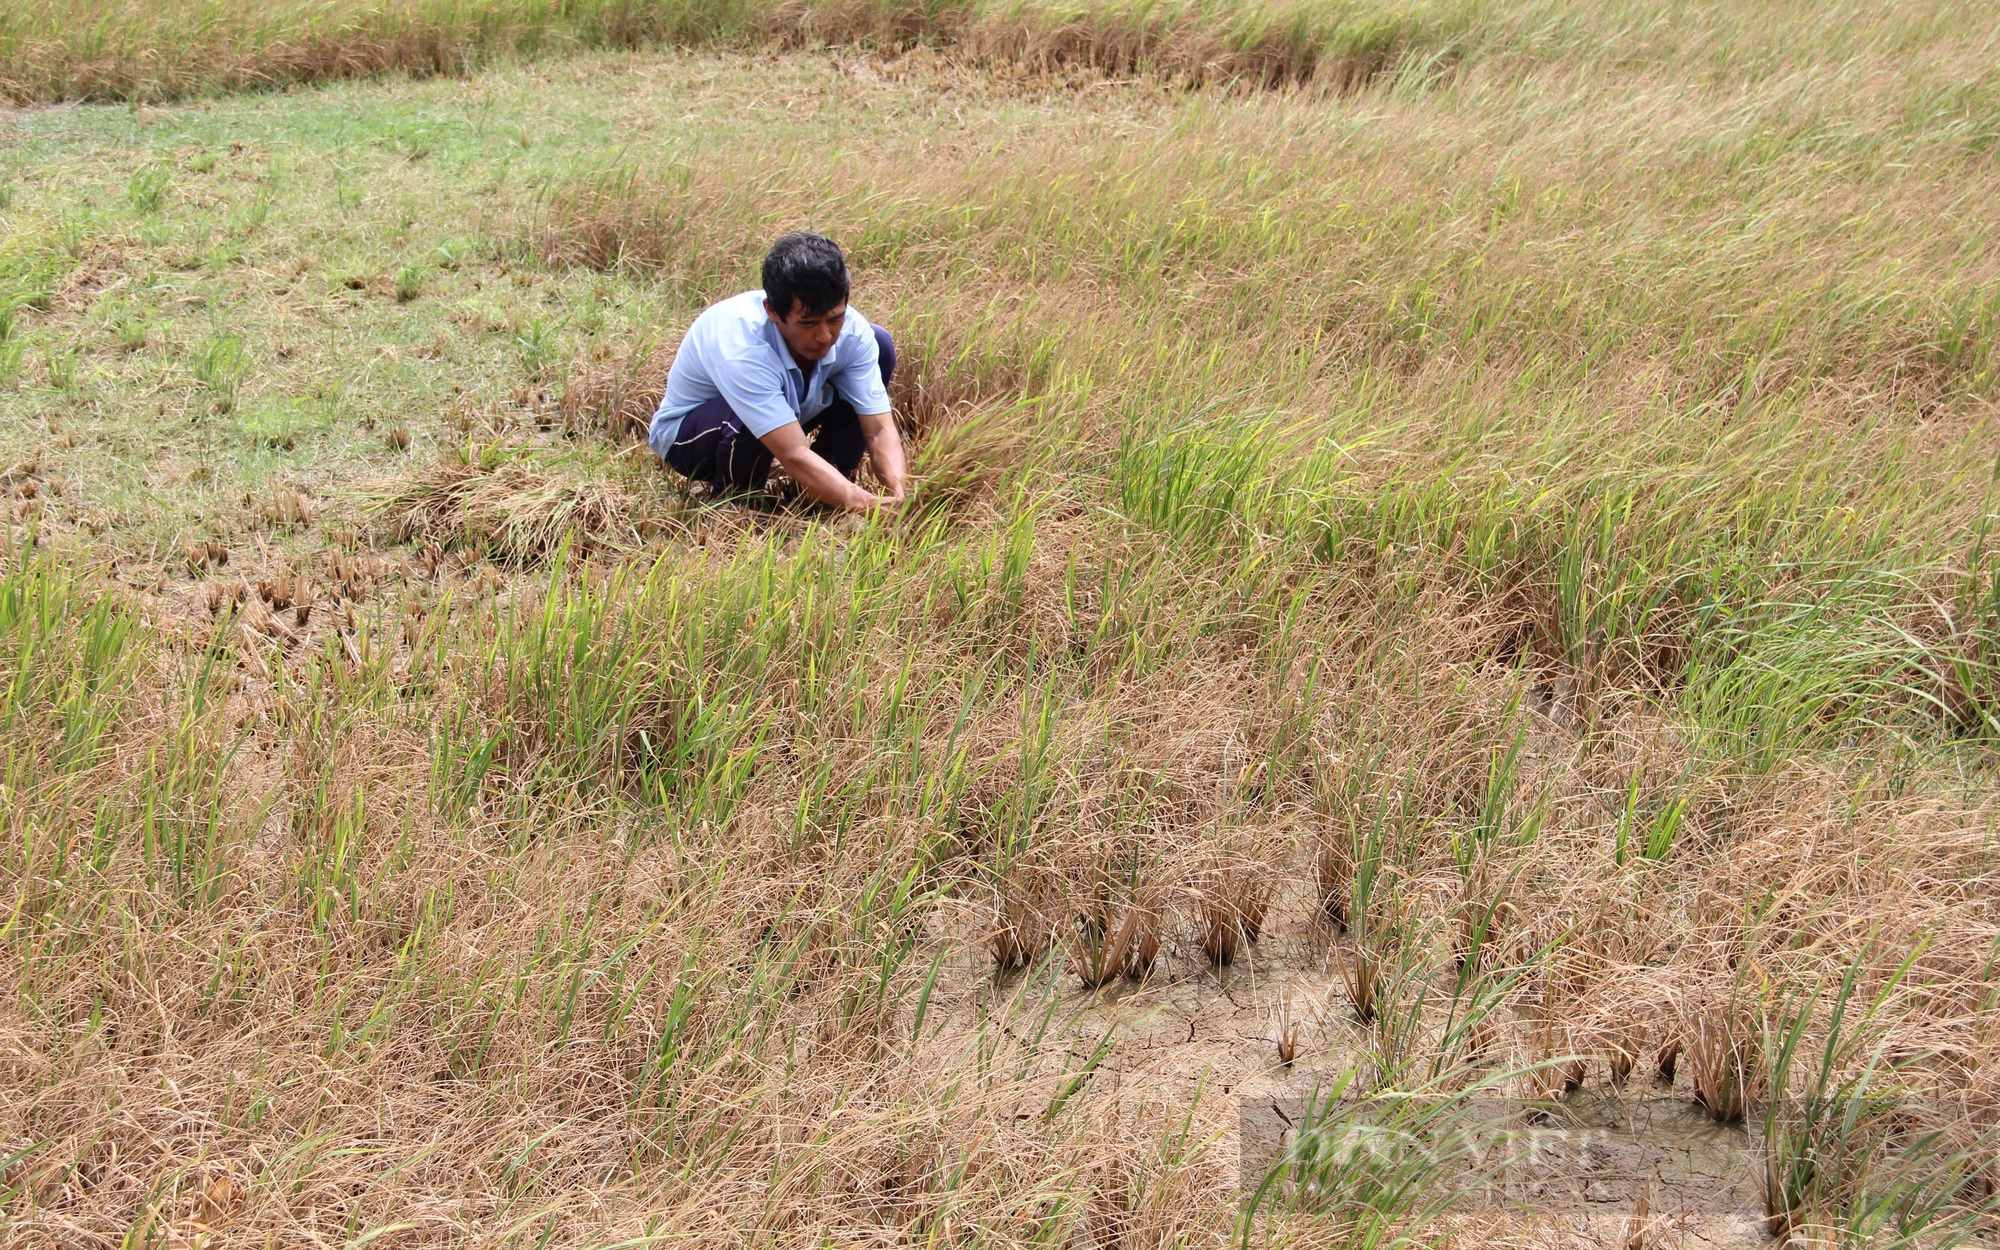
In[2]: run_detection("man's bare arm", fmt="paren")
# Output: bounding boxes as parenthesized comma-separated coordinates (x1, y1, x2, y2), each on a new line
(857, 410, 907, 502)
(761, 421, 887, 511)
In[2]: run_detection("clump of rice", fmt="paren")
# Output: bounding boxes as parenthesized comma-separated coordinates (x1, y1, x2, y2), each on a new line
(369, 450, 647, 566)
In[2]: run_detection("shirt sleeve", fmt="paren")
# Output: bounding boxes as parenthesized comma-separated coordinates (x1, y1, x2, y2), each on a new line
(711, 345, 799, 438)
(832, 319, 892, 416)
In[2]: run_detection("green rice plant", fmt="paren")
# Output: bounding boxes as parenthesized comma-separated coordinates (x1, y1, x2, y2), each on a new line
(1115, 408, 1283, 548)
(1434, 915, 1558, 1083)
(41, 343, 79, 398)
(0, 550, 138, 775)
(1928, 523, 2000, 737)
(1451, 695, 1544, 875)
(1613, 776, 1692, 865)
(1542, 489, 1699, 698)
(833, 856, 942, 1039)
(5, 274, 53, 317)
(202, 241, 239, 274)
(515, 314, 563, 380)
(231, 180, 275, 235)
(978, 666, 1063, 866)
(479, 550, 691, 795)
(1364, 907, 1459, 1083)
(233, 396, 324, 451)
(1239, 1065, 1524, 1247)
(1327, 787, 1395, 1023)
(126, 161, 170, 213)
(331, 161, 363, 212)
(394, 263, 424, 302)
(143, 643, 256, 903)
(1679, 574, 1938, 771)
(430, 699, 506, 816)
(1762, 948, 2000, 1245)
(1447, 852, 1527, 982)
(0, 305, 19, 387)
(55, 212, 88, 257)
(91, 290, 152, 352)
(296, 786, 367, 935)
(186, 330, 247, 411)
(112, 306, 148, 351)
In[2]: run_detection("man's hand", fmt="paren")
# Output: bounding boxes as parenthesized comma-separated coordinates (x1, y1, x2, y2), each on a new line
(857, 410, 908, 504)
(761, 421, 891, 512)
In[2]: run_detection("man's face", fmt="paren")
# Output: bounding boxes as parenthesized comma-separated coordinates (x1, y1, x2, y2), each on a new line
(766, 298, 846, 364)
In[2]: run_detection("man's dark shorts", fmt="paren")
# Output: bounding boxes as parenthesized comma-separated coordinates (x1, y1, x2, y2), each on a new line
(662, 323, 896, 496)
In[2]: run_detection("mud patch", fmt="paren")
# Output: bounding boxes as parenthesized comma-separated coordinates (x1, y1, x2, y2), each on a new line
(1238, 1091, 1761, 1243)
(962, 883, 1770, 1248)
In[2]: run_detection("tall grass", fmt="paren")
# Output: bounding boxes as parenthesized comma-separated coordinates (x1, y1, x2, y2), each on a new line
(533, 77, 2000, 758)
(1761, 949, 1999, 1243)
(2, 0, 1446, 102)
(20, 0, 1997, 105)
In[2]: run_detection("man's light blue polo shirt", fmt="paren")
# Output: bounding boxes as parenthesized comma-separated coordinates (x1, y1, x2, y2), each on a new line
(648, 290, 891, 460)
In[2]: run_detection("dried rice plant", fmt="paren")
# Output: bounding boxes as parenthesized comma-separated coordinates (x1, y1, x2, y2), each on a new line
(181, 537, 227, 572)
(203, 578, 249, 616)
(1273, 988, 1300, 1065)
(251, 487, 313, 530)
(1195, 863, 1271, 967)
(990, 882, 1050, 973)
(1335, 937, 1379, 1024)
(325, 549, 392, 603)
(1065, 861, 1162, 988)
(1688, 998, 1763, 1123)
(907, 400, 1035, 517)
(1606, 1027, 1639, 1088)
(368, 450, 645, 565)
(1656, 1036, 1682, 1083)
(257, 567, 307, 611)
(1623, 1179, 1652, 1250)
(559, 341, 671, 446)
(1067, 899, 1155, 989)
(4, 0, 1421, 105)
(1314, 826, 1352, 930)
(1526, 1015, 1587, 1101)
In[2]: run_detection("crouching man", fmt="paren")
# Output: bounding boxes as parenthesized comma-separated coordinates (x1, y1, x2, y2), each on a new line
(649, 231, 907, 511)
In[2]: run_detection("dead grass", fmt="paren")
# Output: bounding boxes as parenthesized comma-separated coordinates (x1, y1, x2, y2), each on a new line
(559, 339, 670, 446)
(1687, 1000, 1763, 1123)
(6, 500, 2000, 1240)
(369, 446, 653, 564)
(1, 0, 1435, 103)
(4, 5, 2000, 1244)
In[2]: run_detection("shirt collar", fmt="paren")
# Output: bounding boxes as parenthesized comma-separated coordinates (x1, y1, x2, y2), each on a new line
(753, 296, 797, 376)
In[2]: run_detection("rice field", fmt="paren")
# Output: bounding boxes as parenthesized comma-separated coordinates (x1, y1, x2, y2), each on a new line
(1, 0, 1998, 1245)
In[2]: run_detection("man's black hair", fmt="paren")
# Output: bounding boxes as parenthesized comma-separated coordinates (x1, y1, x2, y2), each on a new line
(762, 231, 850, 319)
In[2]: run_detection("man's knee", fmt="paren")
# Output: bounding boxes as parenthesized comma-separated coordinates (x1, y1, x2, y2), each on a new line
(871, 323, 895, 387)
(719, 429, 773, 491)
(660, 395, 768, 490)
